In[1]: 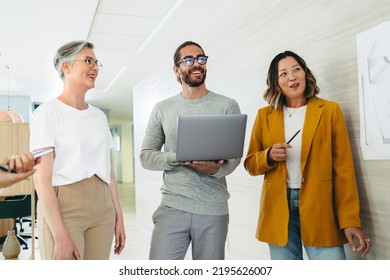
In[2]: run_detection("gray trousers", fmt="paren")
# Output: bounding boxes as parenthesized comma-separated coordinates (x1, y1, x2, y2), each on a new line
(149, 204, 229, 260)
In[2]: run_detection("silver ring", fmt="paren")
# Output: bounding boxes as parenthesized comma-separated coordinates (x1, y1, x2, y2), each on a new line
(365, 238, 371, 242)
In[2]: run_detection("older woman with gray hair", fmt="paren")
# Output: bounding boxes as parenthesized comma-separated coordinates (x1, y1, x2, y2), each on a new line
(30, 40, 125, 259)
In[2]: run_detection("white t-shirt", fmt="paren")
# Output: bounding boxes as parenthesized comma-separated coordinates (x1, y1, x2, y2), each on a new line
(283, 105, 307, 189)
(30, 98, 114, 186)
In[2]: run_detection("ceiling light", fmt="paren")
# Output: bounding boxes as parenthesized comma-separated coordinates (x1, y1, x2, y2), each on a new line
(0, 65, 23, 123)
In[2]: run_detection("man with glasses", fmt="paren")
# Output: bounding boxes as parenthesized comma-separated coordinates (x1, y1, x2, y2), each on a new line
(140, 41, 241, 260)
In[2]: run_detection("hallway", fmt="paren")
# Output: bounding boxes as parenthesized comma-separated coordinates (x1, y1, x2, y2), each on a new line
(110, 183, 151, 260)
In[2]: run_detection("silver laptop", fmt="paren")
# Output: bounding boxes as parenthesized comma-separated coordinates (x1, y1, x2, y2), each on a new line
(176, 114, 247, 161)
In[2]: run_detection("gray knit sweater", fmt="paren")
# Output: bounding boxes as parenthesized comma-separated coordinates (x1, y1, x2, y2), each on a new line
(140, 91, 241, 215)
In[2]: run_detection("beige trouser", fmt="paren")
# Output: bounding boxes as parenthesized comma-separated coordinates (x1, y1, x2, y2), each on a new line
(37, 175, 115, 260)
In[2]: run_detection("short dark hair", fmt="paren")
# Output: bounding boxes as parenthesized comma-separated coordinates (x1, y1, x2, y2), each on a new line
(263, 50, 320, 109)
(173, 41, 205, 66)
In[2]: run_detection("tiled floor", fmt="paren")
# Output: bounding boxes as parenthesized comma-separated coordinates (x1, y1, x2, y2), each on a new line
(1, 183, 152, 260)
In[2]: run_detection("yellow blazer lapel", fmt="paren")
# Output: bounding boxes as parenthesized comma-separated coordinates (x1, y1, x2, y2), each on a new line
(301, 97, 324, 173)
(267, 106, 285, 144)
(268, 106, 288, 179)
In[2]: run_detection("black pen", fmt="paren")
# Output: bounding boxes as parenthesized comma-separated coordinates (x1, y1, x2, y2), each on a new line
(287, 130, 301, 144)
(0, 164, 16, 173)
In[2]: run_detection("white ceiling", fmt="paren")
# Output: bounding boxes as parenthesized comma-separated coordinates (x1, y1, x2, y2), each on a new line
(0, 0, 241, 120)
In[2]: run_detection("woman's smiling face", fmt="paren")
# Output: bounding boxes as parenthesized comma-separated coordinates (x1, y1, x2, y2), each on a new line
(277, 56, 306, 104)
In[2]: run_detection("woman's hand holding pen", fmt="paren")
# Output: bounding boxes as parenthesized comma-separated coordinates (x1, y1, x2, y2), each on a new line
(267, 130, 300, 164)
(268, 143, 292, 163)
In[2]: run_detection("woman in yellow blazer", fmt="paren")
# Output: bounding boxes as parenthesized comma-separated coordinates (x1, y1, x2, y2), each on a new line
(244, 51, 371, 259)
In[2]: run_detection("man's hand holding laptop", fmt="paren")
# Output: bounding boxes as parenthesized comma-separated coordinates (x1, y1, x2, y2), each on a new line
(178, 159, 224, 175)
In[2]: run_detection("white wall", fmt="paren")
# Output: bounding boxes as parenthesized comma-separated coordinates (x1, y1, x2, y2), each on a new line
(133, 0, 390, 259)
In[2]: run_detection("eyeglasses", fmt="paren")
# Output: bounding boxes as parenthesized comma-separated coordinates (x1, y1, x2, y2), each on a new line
(177, 55, 208, 66)
(74, 56, 102, 69)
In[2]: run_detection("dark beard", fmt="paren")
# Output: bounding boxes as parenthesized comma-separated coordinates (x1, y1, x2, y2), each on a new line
(181, 69, 207, 87)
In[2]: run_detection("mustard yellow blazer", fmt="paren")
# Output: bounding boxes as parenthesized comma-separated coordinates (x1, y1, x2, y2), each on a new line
(244, 97, 361, 246)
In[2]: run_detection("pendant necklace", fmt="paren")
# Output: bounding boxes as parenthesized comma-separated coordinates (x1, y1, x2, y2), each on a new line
(285, 107, 300, 117)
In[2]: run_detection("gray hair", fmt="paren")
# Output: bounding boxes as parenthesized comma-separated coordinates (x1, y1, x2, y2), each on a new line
(53, 40, 94, 80)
